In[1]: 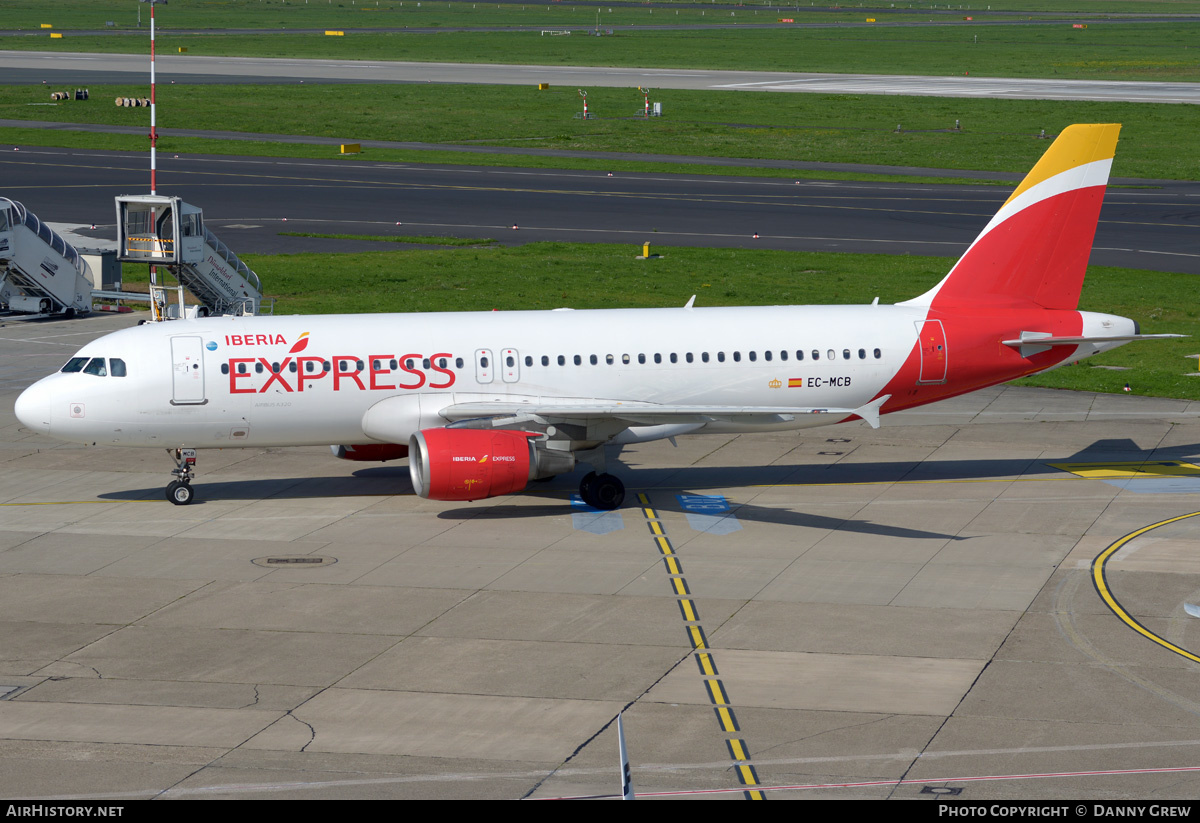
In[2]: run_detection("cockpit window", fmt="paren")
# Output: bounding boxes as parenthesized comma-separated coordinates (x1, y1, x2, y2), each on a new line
(82, 358, 107, 377)
(110, 358, 127, 377)
(61, 357, 88, 373)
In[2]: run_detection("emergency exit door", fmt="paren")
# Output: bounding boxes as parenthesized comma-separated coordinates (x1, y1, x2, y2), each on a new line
(915, 320, 948, 384)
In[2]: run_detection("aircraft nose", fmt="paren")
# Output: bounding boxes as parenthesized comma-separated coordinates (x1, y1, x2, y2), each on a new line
(14, 381, 52, 433)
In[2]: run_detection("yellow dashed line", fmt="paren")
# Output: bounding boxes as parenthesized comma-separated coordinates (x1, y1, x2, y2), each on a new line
(678, 598, 698, 622)
(639, 495, 764, 800)
(705, 679, 730, 705)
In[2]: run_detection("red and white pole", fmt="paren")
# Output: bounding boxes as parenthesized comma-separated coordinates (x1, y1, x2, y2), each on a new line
(150, 0, 157, 195)
(149, 0, 158, 288)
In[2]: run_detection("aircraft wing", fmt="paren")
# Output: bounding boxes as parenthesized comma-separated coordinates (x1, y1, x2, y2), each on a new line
(440, 395, 890, 430)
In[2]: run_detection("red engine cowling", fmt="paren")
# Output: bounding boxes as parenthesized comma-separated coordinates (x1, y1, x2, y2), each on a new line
(331, 444, 410, 462)
(409, 429, 537, 501)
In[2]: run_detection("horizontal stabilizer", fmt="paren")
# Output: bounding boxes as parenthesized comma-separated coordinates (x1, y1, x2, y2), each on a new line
(1002, 332, 1185, 358)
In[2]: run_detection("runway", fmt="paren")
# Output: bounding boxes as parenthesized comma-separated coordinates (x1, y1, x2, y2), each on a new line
(2, 312, 1200, 799)
(4, 51, 1200, 105)
(2, 146, 1199, 275)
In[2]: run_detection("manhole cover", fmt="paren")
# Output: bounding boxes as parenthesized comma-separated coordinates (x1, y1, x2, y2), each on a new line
(252, 555, 337, 568)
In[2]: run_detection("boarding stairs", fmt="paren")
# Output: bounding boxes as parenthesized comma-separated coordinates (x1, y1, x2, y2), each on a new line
(116, 194, 265, 317)
(0, 198, 93, 316)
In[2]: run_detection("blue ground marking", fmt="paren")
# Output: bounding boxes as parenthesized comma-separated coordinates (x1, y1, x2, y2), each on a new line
(570, 495, 625, 534)
(676, 494, 742, 535)
(1100, 477, 1200, 494)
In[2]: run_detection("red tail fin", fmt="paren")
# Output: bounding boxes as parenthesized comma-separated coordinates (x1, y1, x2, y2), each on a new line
(904, 124, 1120, 310)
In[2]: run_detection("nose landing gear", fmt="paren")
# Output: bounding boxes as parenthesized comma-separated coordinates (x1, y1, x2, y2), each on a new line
(166, 447, 197, 505)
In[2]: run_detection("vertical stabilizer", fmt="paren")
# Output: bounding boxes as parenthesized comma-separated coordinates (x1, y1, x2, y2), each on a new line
(902, 124, 1120, 310)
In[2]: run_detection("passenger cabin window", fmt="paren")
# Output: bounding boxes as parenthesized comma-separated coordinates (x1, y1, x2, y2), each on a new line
(874, 348, 882, 359)
(812, 350, 820, 361)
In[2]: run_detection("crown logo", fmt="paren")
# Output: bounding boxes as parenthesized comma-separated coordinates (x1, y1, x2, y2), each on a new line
(768, 379, 782, 389)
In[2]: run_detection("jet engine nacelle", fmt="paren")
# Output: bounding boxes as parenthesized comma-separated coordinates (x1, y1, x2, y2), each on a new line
(331, 444, 410, 462)
(409, 428, 575, 501)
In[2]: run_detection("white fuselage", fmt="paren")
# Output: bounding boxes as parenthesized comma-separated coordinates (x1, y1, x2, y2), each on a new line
(16, 304, 926, 449)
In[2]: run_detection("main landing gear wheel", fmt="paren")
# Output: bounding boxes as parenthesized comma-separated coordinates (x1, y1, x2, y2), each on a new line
(579, 472, 625, 511)
(166, 480, 194, 506)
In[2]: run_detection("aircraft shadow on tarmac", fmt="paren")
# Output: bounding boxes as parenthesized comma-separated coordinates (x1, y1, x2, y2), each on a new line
(97, 439, 1196, 538)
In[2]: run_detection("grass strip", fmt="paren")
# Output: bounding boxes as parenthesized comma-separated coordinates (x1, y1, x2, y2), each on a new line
(7, 22, 1200, 82)
(3, 83, 1197, 180)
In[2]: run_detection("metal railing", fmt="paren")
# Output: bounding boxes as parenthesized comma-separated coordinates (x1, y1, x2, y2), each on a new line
(203, 226, 261, 294)
(0, 198, 88, 277)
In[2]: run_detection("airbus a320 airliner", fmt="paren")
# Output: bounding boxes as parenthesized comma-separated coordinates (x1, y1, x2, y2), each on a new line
(14, 124, 1170, 510)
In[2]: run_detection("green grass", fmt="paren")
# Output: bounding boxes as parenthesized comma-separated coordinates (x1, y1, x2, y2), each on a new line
(10, 0, 1200, 33)
(4, 84, 1197, 180)
(121, 243, 1199, 397)
(0, 125, 1011, 185)
(8, 21, 1200, 82)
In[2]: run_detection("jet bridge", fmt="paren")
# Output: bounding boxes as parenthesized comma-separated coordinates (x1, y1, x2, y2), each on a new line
(0, 198, 93, 316)
(116, 194, 265, 317)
